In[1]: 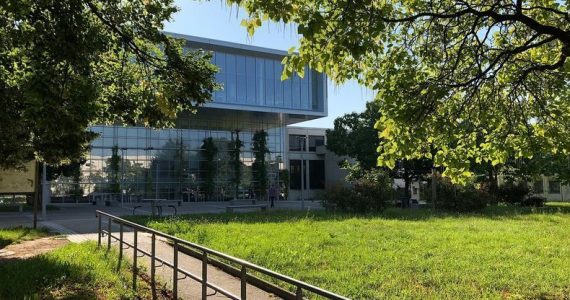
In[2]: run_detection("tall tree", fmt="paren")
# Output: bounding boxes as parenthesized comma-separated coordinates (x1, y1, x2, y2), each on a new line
(229, 130, 244, 199)
(231, 0, 570, 184)
(252, 130, 270, 199)
(326, 101, 431, 198)
(0, 0, 219, 169)
(326, 101, 382, 170)
(201, 137, 218, 200)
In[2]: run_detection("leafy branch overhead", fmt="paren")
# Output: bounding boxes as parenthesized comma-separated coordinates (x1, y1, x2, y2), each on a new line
(233, 0, 570, 183)
(0, 0, 219, 169)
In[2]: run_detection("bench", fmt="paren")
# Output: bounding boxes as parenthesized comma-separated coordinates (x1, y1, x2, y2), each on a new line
(132, 199, 178, 216)
(226, 204, 268, 213)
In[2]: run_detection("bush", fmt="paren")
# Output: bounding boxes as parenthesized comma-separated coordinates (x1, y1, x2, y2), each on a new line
(323, 169, 392, 213)
(497, 181, 530, 204)
(437, 178, 491, 212)
(521, 196, 546, 207)
(322, 184, 354, 211)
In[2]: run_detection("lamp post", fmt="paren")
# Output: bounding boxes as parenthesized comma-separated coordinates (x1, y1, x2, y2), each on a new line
(120, 148, 126, 207)
(276, 155, 282, 202)
(299, 136, 307, 210)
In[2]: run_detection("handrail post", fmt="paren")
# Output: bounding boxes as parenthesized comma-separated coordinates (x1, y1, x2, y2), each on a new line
(107, 216, 112, 252)
(150, 233, 156, 299)
(173, 241, 178, 300)
(296, 286, 303, 300)
(151, 233, 156, 294)
(240, 266, 247, 300)
(97, 212, 101, 247)
(118, 223, 123, 263)
(202, 251, 208, 300)
(132, 228, 137, 292)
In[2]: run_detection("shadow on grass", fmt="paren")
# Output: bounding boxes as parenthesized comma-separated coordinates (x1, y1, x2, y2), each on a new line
(0, 238, 12, 249)
(126, 203, 570, 226)
(0, 255, 99, 299)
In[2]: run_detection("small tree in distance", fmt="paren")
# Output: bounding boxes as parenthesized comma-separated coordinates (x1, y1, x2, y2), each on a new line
(201, 137, 218, 200)
(252, 130, 270, 200)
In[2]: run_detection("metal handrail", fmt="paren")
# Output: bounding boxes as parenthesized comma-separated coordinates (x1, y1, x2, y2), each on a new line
(96, 210, 349, 300)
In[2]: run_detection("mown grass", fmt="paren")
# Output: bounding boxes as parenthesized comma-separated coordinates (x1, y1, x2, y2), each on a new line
(0, 226, 52, 248)
(0, 229, 152, 299)
(129, 204, 570, 299)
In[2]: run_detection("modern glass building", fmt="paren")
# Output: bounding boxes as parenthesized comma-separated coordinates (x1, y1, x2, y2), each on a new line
(50, 33, 327, 202)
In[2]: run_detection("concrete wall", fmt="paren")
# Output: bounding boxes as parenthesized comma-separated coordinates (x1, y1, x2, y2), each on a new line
(285, 127, 349, 200)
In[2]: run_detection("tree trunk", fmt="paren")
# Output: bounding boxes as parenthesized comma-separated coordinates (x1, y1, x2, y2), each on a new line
(404, 168, 411, 208)
(431, 168, 437, 210)
(33, 161, 40, 229)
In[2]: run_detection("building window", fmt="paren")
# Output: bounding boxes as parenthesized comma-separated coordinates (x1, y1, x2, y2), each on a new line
(549, 180, 560, 194)
(308, 135, 325, 152)
(289, 135, 306, 151)
(309, 160, 325, 189)
(533, 180, 544, 193)
(290, 160, 306, 190)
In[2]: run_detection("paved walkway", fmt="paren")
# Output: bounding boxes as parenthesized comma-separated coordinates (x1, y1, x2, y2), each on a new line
(0, 200, 323, 299)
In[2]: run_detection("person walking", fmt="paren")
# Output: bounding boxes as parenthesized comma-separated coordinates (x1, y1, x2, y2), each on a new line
(269, 183, 277, 208)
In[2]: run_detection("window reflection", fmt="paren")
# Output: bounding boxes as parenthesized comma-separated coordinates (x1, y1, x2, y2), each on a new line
(207, 50, 323, 112)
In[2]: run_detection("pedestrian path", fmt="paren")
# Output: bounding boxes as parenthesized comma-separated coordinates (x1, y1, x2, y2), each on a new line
(32, 207, 278, 299)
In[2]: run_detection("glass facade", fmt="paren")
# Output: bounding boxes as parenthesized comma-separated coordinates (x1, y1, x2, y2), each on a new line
(212, 51, 325, 112)
(51, 116, 284, 201)
(289, 135, 306, 151)
(49, 36, 328, 202)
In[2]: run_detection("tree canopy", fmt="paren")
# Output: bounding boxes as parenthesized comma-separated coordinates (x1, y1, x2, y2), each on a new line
(232, 0, 570, 183)
(0, 0, 218, 169)
(326, 101, 381, 170)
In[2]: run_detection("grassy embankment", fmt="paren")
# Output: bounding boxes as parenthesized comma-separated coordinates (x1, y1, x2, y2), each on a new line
(0, 227, 152, 299)
(130, 204, 570, 299)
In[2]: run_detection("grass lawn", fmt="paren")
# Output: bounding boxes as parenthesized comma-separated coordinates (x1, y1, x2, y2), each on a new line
(129, 204, 570, 299)
(0, 228, 152, 299)
(0, 226, 52, 248)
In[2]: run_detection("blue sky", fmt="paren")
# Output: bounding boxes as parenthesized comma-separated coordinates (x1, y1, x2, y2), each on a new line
(165, 1, 374, 128)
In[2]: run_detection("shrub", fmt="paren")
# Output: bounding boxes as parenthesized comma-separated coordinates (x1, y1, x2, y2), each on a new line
(323, 169, 392, 213)
(322, 184, 354, 211)
(497, 181, 530, 204)
(350, 179, 389, 212)
(437, 178, 491, 212)
(521, 196, 546, 207)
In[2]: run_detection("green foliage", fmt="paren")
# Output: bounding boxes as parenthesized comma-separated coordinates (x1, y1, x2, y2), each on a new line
(324, 169, 392, 213)
(500, 154, 570, 185)
(230, 0, 570, 184)
(252, 130, 269, 198)
(0, 0, 219, 169)
(201, 137, 218, 199)
(326, 101, 432, 195)
(497, 181, 531, 205)
(326, 101, 381, 170)
(108, 145, 121, 193)
(0, 227, 51, 248)
(436, 178, 491, 212)
(523, 195, 546, 207)
(130, 207, 570, 299)
(229, 130, 244, 198)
